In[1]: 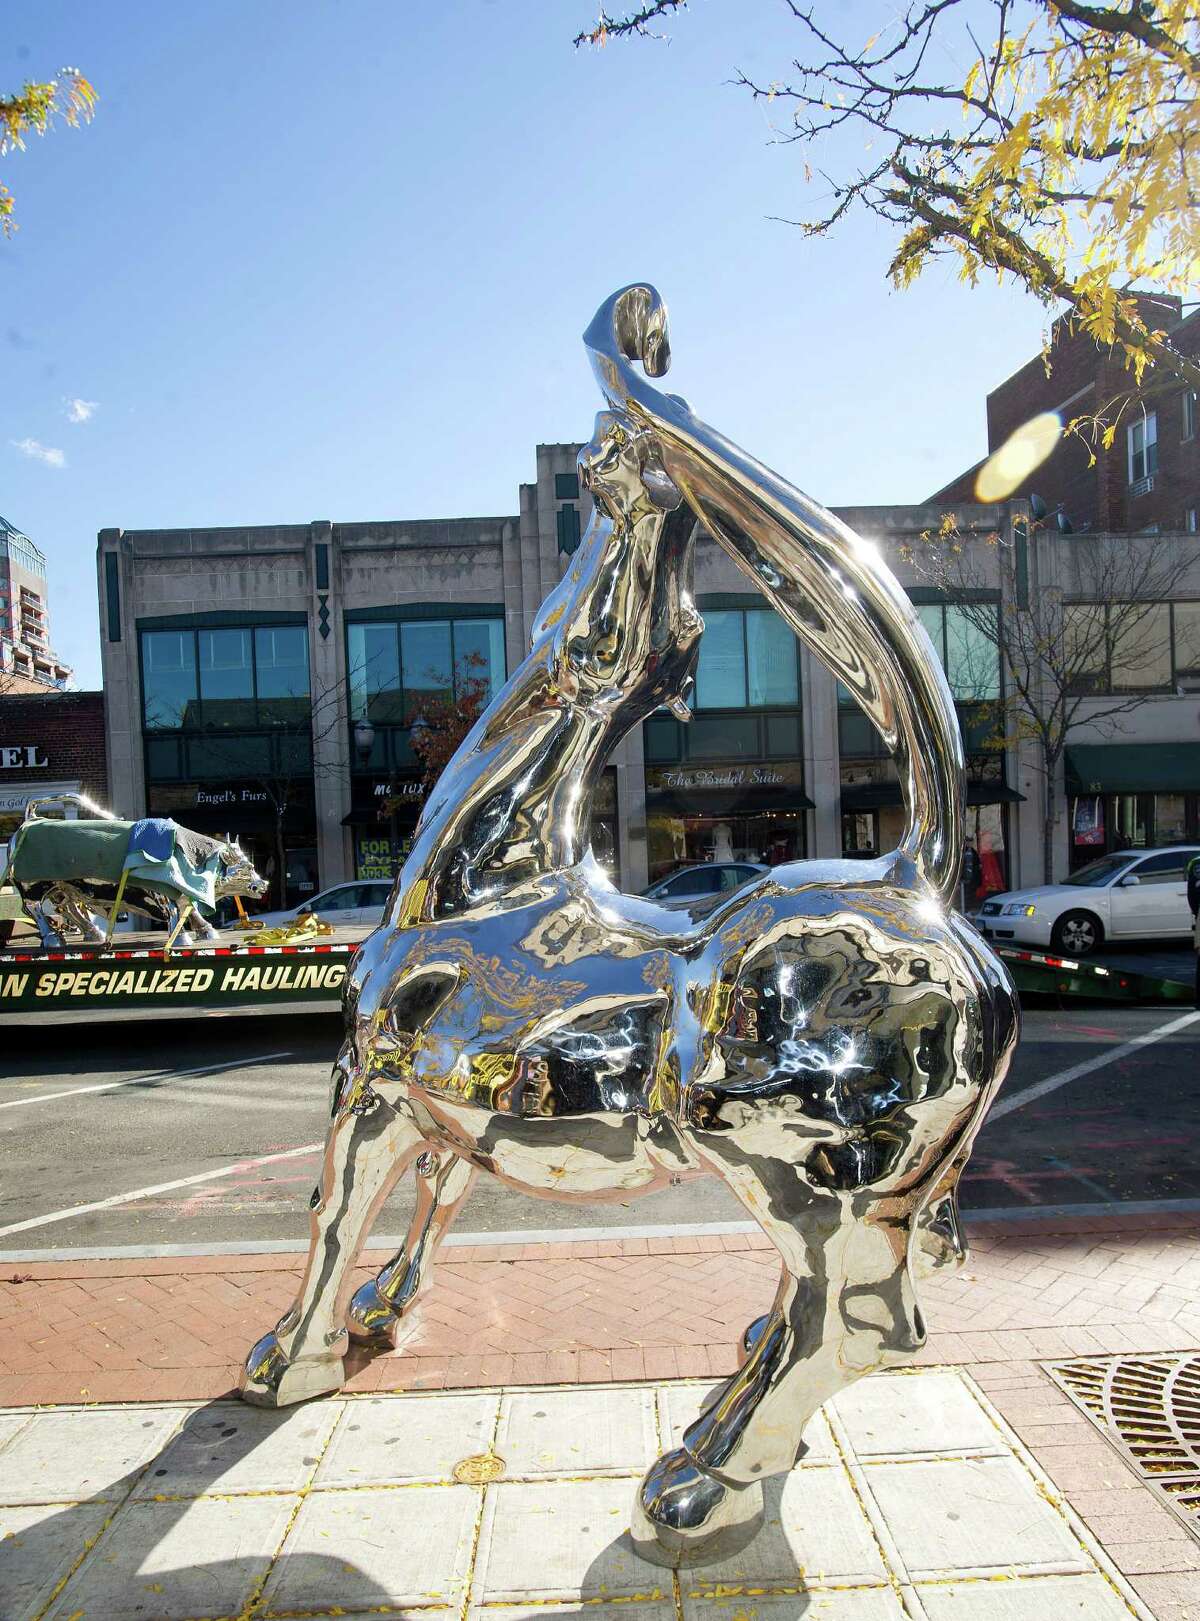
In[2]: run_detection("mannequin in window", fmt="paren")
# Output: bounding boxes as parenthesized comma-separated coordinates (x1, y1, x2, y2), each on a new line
(712, 821, 734, 862)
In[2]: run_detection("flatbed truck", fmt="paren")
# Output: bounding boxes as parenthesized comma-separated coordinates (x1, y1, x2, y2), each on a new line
(0, 922, 364, 1020)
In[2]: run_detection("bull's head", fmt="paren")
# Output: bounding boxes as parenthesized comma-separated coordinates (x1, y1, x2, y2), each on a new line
(215, 839, 269, 900)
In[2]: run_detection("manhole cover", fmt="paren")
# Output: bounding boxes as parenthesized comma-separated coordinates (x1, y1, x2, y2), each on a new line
(1048, 1353, 1200, 1539)
(453, 1452, 505, 1484)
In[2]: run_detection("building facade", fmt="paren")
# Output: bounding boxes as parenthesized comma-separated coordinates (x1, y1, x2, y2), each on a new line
(933, 298, 1200, 536)
(1, 517, 73, 692)
(98, 447, 1200, 904)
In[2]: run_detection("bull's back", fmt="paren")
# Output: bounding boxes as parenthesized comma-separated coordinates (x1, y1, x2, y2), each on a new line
(10, 820, 132, 886)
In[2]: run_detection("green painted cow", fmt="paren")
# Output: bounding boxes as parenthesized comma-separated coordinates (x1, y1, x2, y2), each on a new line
(3, 796, 267, 947)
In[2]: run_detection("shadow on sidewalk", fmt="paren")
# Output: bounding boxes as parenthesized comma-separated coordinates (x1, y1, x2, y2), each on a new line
(0, 1396, 393, 1617)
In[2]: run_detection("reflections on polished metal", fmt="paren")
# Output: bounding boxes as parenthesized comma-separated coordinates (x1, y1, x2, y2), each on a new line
(239, 285, 1020, 1568)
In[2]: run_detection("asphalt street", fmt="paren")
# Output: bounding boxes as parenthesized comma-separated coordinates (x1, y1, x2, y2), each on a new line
(1, 1000, 1198, 1253)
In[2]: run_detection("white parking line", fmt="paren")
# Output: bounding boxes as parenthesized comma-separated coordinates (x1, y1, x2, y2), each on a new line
(0, 1052, 294, 1111)
(989, 1008, 1200, 1121)
(0, 1141, 323, 1239)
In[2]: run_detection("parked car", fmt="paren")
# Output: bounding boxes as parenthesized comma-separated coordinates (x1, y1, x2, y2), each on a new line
(642, 861, 769, 914)
(975, 845, 1200, 957)
(253, 879, 394, 930)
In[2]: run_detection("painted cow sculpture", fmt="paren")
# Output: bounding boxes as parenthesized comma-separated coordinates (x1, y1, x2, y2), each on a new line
(3, 796, 267, 947)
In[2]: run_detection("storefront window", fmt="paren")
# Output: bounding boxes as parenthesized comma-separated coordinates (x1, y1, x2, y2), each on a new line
(1157, 793, 1188, 845)
(1070, 791, 1198, 866)
(142, 630, 197, 730)
(647, 807, 805, 882)
(962, 804, 1008, 909)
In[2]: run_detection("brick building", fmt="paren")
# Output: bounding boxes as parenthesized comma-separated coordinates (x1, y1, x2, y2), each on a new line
(933, 298, 1200, 535)
(0, 689, 108, 834)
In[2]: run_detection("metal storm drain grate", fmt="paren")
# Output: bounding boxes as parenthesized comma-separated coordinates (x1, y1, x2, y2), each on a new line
(1049, 1354, 1200, 1537)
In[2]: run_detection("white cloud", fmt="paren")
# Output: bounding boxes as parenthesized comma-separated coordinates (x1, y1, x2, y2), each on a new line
(11, 437, 66, 469)
(64, 397, 98, 424)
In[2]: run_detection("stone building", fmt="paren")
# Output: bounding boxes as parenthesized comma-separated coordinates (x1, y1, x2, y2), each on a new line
(97, 444, 1200, 906)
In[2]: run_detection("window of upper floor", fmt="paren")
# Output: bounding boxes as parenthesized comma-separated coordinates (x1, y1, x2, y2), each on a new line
(694, 607, 799, 710)
(836, 599, 1001, 710)
(1128, 412, 1158, 484)
(346, 615, 506, 728)
(140, 624, 310, 731)
(1183, 390, 1197, 443)
(913, 601, 1001, 702)
(1065, 600, 1200, 694)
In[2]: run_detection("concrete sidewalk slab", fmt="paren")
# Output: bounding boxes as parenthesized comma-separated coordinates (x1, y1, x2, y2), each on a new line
(0, 1371, 1155, 1621)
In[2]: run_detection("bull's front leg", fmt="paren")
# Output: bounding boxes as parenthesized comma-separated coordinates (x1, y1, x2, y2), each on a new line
(241, 1072, 424, 1407)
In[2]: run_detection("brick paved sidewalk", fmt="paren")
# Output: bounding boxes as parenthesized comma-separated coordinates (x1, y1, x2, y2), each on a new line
(3, 1212, 1200, 1616)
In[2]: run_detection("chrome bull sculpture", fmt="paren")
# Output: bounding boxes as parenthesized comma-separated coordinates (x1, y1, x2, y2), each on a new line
(241, 286, 1019, 1568)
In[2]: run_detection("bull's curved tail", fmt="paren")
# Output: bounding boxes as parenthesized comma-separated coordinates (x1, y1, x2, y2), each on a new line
(584, 286, 965, 903)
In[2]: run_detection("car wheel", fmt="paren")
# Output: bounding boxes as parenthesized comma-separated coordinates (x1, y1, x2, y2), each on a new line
(1051, 911, 1103, 957)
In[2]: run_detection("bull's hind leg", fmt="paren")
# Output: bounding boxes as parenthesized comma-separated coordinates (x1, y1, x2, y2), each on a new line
(347, 1148, 477, 1347)
(241, 1083, 425, 1407)
(914, 1149, 970, 1277)
(632, 1156, 923, 1569)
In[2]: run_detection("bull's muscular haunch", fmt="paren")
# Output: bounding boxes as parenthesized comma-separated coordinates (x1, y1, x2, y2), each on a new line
(240, 288, 1019, 1568)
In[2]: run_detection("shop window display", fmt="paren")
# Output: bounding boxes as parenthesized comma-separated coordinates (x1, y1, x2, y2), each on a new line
(647, 806, 805, 885)
(1070, 791, 1198, 866)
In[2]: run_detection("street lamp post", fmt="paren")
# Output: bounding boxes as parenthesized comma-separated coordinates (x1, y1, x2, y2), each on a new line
(352, 718, 383, 879)
(353, 716, 403, 879)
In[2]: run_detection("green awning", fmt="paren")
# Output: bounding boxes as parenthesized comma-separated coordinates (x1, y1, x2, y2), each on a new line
(841, 781, 1023, 811)
(1065, 744, 1200, 796)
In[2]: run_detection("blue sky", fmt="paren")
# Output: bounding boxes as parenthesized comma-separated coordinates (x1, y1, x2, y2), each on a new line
(2, 0, 1047, 687)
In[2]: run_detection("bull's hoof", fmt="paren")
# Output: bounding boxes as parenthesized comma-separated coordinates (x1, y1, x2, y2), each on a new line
(346, 1280, 404, 1348)
(630, 1448, 764, 1569)
(239, 1331, 345, 1407)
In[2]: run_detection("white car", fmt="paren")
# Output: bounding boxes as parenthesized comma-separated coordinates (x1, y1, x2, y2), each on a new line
(252, 879, 394, 930)
(976, 845, 1200, 957)
(642, 861, 769, 913)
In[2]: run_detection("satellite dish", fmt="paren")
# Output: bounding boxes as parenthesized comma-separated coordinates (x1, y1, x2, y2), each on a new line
(1029, 492, 1049, 520)
(1055, 510, 1074, 534)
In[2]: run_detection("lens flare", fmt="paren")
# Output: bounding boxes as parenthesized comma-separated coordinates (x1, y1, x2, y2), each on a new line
(974, 412, 1062, 501)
